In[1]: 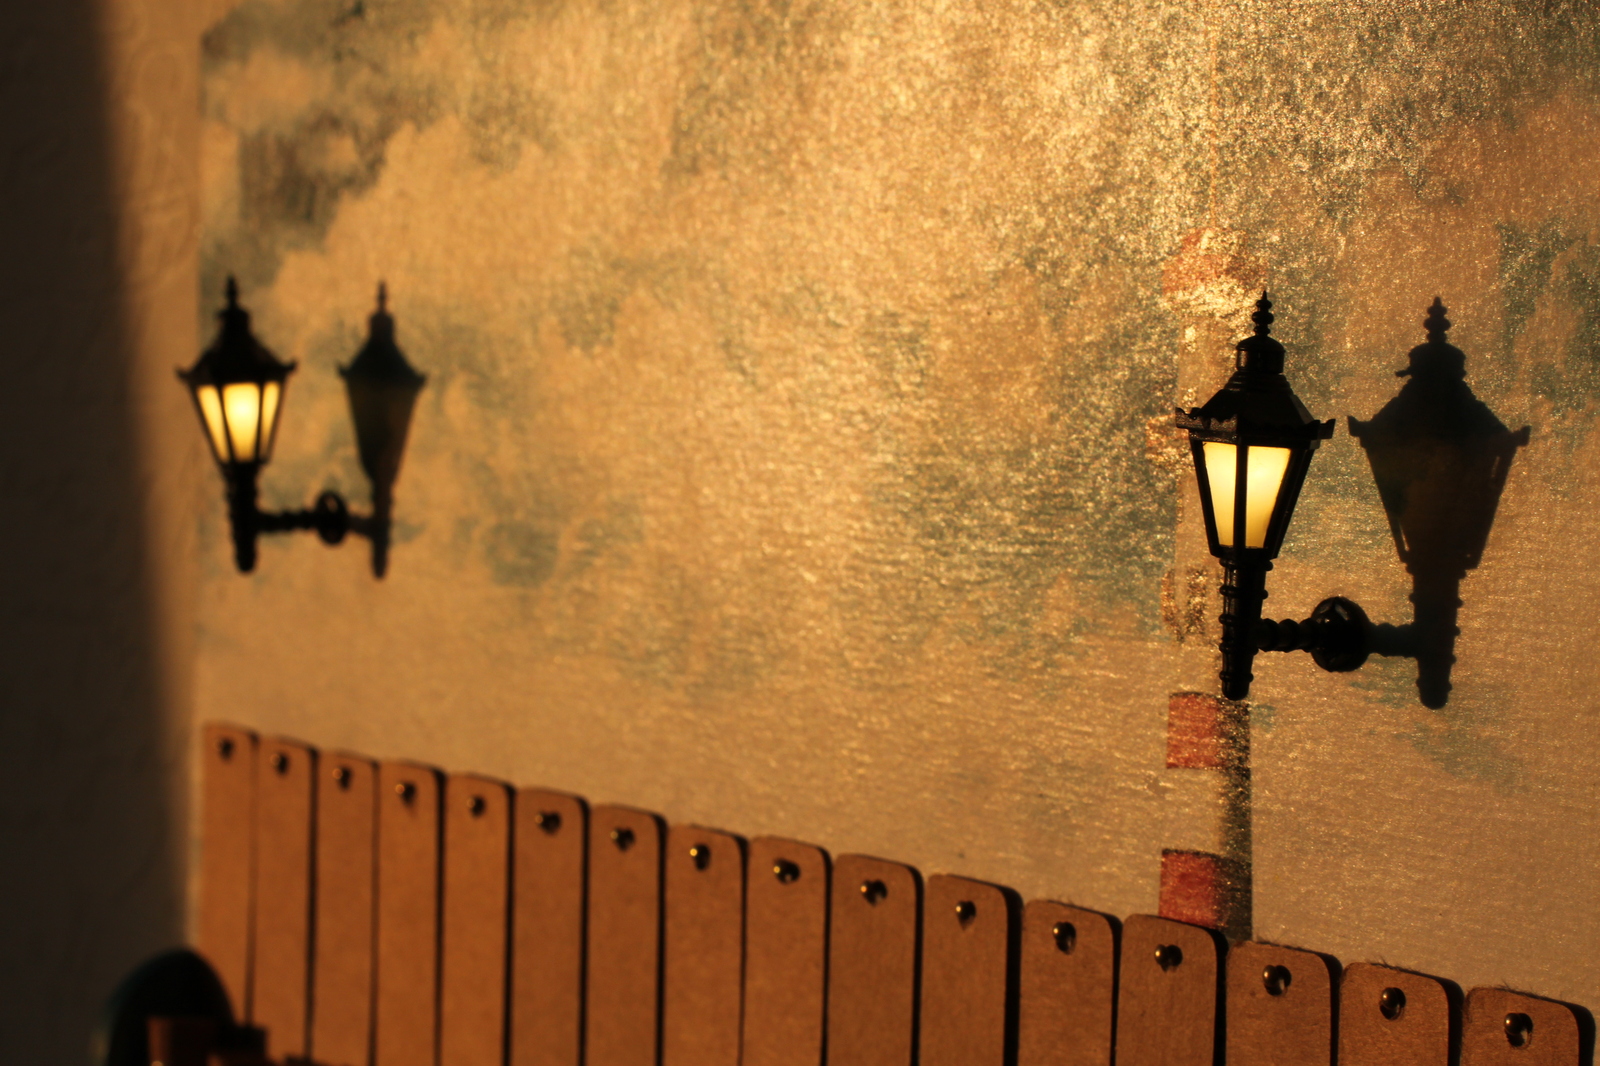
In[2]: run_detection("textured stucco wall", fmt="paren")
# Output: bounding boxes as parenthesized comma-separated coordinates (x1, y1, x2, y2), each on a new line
(194, 0, 1600, 1011)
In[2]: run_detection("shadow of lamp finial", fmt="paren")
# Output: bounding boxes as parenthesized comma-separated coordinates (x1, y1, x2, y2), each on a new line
(1348, 298, 1529, 707)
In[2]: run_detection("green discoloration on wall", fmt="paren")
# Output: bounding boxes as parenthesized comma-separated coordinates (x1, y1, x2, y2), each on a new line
(1550, 243, 1600, 409)
(1500, 221, 1574, 350)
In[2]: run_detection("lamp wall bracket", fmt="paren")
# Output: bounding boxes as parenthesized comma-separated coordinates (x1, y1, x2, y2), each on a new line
(1255, 595, 1419, 674)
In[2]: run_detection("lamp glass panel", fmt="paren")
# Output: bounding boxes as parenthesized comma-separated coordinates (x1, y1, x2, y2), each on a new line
(195, 385, 230, 461)
(1202, 442, 1293, 548)
(222, 382, 264, 463)
(259, 381, 282, 460)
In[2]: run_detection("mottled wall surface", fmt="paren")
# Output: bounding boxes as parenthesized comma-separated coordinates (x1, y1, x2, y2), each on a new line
(198, 0, 1600, 1008)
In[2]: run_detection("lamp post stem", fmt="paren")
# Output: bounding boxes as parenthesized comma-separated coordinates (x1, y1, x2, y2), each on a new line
(226, 467, 260, 573)
(1219, 559, 1269, 701)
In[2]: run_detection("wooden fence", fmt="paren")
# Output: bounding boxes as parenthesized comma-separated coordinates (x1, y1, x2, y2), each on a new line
(195, 724, 1588, 1066)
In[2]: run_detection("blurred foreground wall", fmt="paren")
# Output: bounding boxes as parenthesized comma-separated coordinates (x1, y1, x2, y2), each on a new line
(0, 0, 210, 1060)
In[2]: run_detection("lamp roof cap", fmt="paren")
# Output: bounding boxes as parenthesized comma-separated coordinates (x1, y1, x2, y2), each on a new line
(1234, 291, 1285, 373)
(1176, 291, 1334, 443)
(179, 277, 295, 388)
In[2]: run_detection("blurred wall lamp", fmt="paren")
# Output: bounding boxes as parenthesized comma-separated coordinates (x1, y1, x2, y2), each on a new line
(180, 279, 425, 577)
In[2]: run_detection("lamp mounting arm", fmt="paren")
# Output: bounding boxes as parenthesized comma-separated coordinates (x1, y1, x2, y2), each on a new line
(225, 468, 388, 574)
(257, 491, 353, 542)
(1254, 596, 1418, 673)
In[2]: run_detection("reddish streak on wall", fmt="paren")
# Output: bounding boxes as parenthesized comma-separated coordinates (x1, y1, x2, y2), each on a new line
(1158, 850, 1227, 930)
(1165, 693, 1226, 770)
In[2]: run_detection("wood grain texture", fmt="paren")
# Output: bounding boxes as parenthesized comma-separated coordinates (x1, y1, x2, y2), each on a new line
(741, 838, 830, 1066)
(826, 854, 922, 1066)
(1338, 962, 1456, 1066)
(440, 774, 513, 1066)
(200, 724, 258, 1023)
(1017, 901, 1117, 1066)
(311, 753, 378, 1066)
(919, 874, 1019, 1066)
(585, 805, 665, 1066)
(509, 789, 587, 1066)
(1224, 941, 1334, 1066)
(662, 825, 746, 1066)
(251, 737, 315, 1060)
(1114, 914, 1223, 1066)
(1462, 988, 1582, 1066)
(374, 762, 442, 1066)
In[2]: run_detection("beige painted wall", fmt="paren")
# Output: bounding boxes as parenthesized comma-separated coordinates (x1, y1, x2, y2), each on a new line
(7, 1, 1600, 1058)
(192, 0, 1600, 1013)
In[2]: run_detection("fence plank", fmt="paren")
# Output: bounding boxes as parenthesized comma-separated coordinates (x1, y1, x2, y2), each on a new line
(199, 723, 257, 1022)
(826, 855, 922, 1066)
(662, 826, 746, 1066)
(585, 805, 665, 1066)
(1338, 962, 1456, 1066)
(509, 789, 588, 1066)
(440, 774, 512, 1066)
(311, 753, 378, 1066)
(252, 737, 316, 1060)
(1225, 942, 1334, 1066)
(742, 838, 829, 1066)
(374, 762, 442, 1066)
(1462, 988, 1581, 1066)
(1114, 915, 1223, 1066)
(919, 874, 1019, 1066)
(1017, 902, 1117, 1066)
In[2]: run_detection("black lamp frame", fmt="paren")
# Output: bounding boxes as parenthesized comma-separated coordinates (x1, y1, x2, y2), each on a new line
(1176, 293, 1338, 700)
(182, 279, 423, 578)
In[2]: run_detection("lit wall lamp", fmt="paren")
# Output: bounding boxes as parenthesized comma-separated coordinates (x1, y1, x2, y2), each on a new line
(1178, 294, 1525, 703)
(180, 279, 425, 577)
(1175, 293, 1338, 700)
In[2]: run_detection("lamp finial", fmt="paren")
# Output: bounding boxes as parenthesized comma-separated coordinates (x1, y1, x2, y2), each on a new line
(225, 276, 239, 309)
(377, 281, 387, 313)
(1252, 291, 1274, 336)
(1424, 297, 1451, 343)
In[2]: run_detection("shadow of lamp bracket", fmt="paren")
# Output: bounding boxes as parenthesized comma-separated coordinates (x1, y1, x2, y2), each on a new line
(1177, 295, 1526, 707)
(179, 279, 425, 577)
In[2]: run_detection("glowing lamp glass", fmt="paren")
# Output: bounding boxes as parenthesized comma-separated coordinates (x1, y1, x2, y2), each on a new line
(1202, 441, 1292, 549)
(194, 380, 283, 464)
(195, 385, 227, 460)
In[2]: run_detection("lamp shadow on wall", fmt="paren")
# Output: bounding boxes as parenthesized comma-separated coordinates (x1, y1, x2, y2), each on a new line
(1349, 300, 1529, 709)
